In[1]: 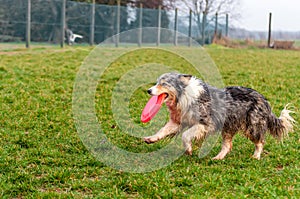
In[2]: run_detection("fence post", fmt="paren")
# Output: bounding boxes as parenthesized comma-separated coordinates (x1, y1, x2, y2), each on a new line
(26, 0, 31, 48)
(174, 8, 178, 46)
(225, 13, 229, 37)
(201, 12, 206, 46)
(188, 9, 192, 47)
(138, 3, 143, 47)
(60, 0, 66, 48)
(115, 0, 120, 47)
(268, 12, 272, 47)
(214, 12, 218, 37)
(90, 0, 95, 46)
(157, 5, 161, 46)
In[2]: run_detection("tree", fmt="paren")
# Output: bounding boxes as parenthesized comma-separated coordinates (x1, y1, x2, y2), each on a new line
(179, 0, 240, 16)
(73, 0, 176, 9)
(73, 0, 130, 6)
(71, 0, 133, 43)
(71, 0, 174, 43)
(130, 0, 174, 27)
(178, 0, 241, 38)
(132, 0, 176, 9)
(72, 0, 177, 31)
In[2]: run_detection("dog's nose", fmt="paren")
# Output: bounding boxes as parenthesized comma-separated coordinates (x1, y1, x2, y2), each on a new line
(147, 89, 152, 95)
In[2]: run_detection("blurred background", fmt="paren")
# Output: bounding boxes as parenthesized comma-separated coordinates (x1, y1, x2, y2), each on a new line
(1, 0, 299, 48)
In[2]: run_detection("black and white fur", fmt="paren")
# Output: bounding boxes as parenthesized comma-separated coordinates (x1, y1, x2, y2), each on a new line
(144, 73, 295, 160)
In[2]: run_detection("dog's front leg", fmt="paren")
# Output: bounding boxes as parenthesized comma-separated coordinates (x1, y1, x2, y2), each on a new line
(182, 124, 207, 155)
(144, 121, 180, 144)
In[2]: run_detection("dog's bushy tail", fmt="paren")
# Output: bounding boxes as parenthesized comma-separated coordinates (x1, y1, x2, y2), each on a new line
(268, 104, 295, 140)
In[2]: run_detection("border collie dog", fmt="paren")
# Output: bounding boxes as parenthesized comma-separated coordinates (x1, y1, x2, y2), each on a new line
(144, 73, 294, 160)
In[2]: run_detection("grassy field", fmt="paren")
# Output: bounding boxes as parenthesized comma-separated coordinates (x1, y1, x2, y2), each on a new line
(1, 45, 299, 198)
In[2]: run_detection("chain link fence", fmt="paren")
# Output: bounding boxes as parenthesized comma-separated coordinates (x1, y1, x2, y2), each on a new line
(0, 0, 228, 48)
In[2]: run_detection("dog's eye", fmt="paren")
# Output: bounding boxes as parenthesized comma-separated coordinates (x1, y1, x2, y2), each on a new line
(161, 83, 168, 87)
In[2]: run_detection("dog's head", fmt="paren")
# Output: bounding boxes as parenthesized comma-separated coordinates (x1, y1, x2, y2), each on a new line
(147, 73, 194, 106)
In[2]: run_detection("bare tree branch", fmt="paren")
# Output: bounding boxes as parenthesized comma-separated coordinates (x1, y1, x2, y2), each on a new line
(176, 0, 241, 18)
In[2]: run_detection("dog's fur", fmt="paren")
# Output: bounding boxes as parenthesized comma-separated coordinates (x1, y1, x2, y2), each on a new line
(144, 73, 295, 160)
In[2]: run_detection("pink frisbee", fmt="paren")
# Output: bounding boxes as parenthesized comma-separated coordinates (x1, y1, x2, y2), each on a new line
(141, 93, 166, 123)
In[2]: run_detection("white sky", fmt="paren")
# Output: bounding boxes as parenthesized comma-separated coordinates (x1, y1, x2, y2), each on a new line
(240, 0, 300, 31)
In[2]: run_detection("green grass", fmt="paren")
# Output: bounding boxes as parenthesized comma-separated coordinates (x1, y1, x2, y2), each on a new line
(1, 45, 299, 198)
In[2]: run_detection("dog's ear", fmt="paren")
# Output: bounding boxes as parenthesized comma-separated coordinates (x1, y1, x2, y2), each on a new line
(179, 74, 192, 84)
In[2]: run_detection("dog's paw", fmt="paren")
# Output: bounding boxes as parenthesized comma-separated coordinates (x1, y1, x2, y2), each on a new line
(212, 155, 224, 160)
(143, 136, 157, 144)
(185, 150, 192, 156)
(252, 154, 261, 160)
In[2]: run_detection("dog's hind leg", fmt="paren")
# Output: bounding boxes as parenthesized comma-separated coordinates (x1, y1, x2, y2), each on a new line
(249, 131, 266, 160)
(247, 124, 267, 160)
(212, 133, 233, 160)
(144, 121, 180, 144)
(182, 124, 207, 155)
